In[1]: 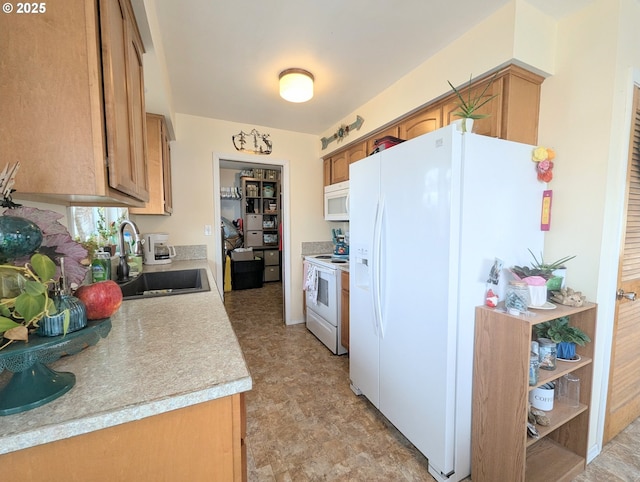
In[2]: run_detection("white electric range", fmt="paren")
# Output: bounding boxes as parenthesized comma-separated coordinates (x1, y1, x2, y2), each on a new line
(303, 254, 348, 355)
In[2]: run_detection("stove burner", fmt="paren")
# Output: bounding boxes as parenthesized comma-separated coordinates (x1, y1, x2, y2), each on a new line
(332, 259, 346, 264)
(314, 255, 332, 259)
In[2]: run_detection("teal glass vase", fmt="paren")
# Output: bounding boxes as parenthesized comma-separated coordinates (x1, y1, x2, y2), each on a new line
(37, 294, 88, 337)
(0, 215, 43, 262)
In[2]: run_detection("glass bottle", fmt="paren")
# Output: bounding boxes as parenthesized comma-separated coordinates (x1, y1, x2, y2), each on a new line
(529, 352, 539, 386)
(538, 337, 557, 370)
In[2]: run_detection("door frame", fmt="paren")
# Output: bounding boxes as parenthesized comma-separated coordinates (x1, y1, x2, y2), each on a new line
(212, 151, 292, 325)
(592, 68, 640, 460)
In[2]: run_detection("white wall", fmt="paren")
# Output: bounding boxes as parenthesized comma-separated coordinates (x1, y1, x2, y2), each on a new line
(131, 113, 328, 324)
(535, 0, 640, 456)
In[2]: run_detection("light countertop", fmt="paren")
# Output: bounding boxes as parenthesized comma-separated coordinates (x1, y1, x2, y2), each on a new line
(0, 260, 252, 455)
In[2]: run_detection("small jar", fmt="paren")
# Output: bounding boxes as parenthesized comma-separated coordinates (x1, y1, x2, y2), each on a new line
(538, 337, 557, 370)
(529, 351, 540, 386)
(504, 281, 530, 313)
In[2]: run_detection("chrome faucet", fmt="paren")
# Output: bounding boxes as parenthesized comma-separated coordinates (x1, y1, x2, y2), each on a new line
(116, 219, 143, 282)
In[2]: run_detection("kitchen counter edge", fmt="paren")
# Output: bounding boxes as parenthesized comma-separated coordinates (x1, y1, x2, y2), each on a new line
(0, 259, 252, 455)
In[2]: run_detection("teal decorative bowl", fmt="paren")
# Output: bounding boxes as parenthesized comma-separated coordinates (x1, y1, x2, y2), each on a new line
(0, 216, 43, 262)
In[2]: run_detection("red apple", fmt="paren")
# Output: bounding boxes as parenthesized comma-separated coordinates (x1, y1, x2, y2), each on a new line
(75, 280, 123, 320)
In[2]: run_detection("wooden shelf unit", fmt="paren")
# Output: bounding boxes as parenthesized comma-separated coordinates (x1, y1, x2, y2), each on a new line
(472, 302, 596, 482)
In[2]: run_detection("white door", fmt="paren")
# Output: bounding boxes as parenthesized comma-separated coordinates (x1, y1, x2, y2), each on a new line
(349, 153, 382, 408)
(377, 129, 458, 478)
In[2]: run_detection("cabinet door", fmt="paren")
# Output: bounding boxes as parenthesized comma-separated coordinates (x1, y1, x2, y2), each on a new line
(330, 151, 349, 184)
(323, 158, 331, 187)
(399, 106, 442, 140)
(367, 125, 400, 154)
(347, 142, 368, 165)
(442, 77, 502, 138)
(131, 114, 172, 215)
(100, 0, 149, 202)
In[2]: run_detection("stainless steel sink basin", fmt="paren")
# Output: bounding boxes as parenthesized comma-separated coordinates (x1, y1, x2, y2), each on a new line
(118, 268, 210, 299)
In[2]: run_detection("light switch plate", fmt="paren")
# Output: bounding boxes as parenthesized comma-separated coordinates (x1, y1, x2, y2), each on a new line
(204, 224, 212, 236)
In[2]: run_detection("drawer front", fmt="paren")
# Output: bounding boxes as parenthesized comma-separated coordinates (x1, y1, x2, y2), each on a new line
(264, 266, 280, 281)
(246, 214, 262, 231)
(263, 250, 280, 266)
(245, 231, 262, 247)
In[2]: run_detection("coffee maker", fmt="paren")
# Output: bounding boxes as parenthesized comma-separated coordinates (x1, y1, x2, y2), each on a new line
(143, 233, 176, 265)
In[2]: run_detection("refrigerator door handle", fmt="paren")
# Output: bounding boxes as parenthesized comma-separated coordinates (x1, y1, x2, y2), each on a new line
(372, 196, 384, 338)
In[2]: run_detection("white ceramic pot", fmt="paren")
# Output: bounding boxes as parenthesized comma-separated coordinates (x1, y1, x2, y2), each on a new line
(452, 118, 474, 133)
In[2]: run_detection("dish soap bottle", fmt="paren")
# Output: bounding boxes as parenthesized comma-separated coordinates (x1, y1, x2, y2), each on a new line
(92, 250, 111, 282)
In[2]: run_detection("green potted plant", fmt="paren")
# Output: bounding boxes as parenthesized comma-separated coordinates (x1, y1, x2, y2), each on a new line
(511, 249, 576, 291)
(0, 253, 62, 348)
(447, 73, 499, 132)
(534, 316, 591, 360)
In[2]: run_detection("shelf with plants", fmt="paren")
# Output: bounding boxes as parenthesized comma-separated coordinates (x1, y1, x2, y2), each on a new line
(472, 302, 596, 482)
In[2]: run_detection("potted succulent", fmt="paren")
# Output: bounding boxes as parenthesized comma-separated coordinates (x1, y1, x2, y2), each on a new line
(511, 249, 576, 291)
(534, 316, 591, 360)
(447, 73, 499, 132)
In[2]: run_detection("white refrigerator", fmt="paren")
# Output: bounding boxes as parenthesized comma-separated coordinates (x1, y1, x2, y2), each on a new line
(349, 125, 545, 482)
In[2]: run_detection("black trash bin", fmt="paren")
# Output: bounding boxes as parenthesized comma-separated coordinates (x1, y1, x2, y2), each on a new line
(231, 257, 264, 290)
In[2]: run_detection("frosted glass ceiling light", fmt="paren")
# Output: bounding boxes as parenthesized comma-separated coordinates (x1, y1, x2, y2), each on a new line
(279, 68, 314, 103)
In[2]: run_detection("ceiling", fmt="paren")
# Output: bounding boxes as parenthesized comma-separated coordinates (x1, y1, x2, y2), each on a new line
(137, 0, 592, 136)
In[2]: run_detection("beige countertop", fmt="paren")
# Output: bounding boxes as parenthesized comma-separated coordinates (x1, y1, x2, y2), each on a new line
(0, 260, 252, 455)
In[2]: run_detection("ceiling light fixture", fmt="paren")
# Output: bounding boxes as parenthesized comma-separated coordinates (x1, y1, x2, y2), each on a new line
(279, 68, 314, 103)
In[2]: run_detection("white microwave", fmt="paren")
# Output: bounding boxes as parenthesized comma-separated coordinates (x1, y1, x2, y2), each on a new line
(324, 180, 349, 221)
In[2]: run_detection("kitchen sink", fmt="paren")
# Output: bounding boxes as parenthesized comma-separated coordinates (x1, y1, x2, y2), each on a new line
(118, 268, 210, 299)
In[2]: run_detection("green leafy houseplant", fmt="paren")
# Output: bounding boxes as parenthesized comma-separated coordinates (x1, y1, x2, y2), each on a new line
(511, 249, 576, 281)
(447, 73, 499, 125)
(0, 253, 66, 350)
(534, 316, 591, 359)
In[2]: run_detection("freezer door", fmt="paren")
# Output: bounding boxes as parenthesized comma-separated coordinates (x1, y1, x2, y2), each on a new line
(377, 128, 458, 478)
(349, 153, 382, 408)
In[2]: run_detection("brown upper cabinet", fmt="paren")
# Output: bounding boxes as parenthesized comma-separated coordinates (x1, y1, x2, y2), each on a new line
(323, 64, 544, 186)
(130, 114, 173, 215)
(399, 105, 442, 141)
(366, 126, 400, 154)
(326, 141, 368, 185)
(0, 0, 149, 206)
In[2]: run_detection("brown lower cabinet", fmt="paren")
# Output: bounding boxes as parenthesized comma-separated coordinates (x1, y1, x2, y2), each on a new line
(341, 270, 350, 351)
(0, 393, 247, 482)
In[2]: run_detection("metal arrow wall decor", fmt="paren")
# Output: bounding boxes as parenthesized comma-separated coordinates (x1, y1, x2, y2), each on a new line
(321, 115, 364, 150)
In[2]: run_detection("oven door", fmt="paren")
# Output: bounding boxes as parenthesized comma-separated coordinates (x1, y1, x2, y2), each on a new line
(305, 264, 338, 325)
(306, 308, 338, 354)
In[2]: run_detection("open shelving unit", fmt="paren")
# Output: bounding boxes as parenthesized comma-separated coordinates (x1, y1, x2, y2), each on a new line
(472, 302, 596, 482)
(241, 176, 281, 282)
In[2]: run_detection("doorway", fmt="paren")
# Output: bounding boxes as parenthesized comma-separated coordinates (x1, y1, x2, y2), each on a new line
(212, 152, 291, 325)
(604, 84, 640, 443)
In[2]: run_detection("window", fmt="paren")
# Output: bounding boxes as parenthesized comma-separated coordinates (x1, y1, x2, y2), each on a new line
(68, 206, 128, 248)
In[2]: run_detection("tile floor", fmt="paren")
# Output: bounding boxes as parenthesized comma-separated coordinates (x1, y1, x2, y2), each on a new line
(224, 282, 640, 481)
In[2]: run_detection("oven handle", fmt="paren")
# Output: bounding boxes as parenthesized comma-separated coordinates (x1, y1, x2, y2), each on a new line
(309, 265, 337, 277)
